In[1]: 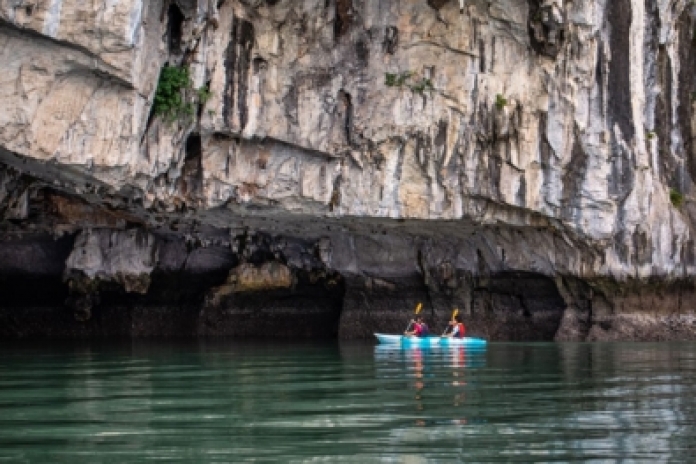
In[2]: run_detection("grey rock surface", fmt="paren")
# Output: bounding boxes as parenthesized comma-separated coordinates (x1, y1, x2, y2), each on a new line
(1, 0, 696, 340)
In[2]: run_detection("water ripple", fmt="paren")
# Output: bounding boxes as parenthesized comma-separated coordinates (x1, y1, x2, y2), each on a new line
(0, 342, 695, 462)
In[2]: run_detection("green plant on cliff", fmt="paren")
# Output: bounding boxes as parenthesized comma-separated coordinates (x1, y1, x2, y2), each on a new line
(670, 188, 684, 208)
(395, 71, 412, 86)
(495, 93, 508, 110)
(385, 71, 413, 87)
(197, 85, 213, 106)
(385, 71, 435, 94)
(154, 65, 195, 122)
(410, 78, 434, 94)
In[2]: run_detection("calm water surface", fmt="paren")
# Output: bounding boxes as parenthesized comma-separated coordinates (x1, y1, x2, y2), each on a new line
(1, 341, 696, 462)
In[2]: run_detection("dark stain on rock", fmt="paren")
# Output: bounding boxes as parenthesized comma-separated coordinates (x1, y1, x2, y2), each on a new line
(516, 175, 527, 208)
(642, 0, 659, 161)
(608, 137, 635, 199)
(167, 3, 185, 54)
(615, 229, 631, 263)
(561, 133, 589, 222)
(684, 239, 696, 266)
(632, 225, 651, 266)
(383, 26, 399, 54)
(252, 56, 267, 74)
(538, 112, 554, 194)
(297, 70, 334, 90)
(677, 7, 696, 188)
(223, 16, 255, 131)
(427, 0, 450, 10)
(595, 42, 605, 109)
(656, 45, 678, 188)
(607, 0, 634, 141)
(490, 154, 502, 201)
(414, 132, 433, 173)
(355, 38, 369, 67)
(338, 89, 353, 146)
(329, 174, 342, 212)
(179, 133, 203, 200)
(434, 120, 448, 148)
(479, 39, 486, 73)
(527, 0, 566, 58)
(334, 0, 352, 40)
(282, 82, 298, 125)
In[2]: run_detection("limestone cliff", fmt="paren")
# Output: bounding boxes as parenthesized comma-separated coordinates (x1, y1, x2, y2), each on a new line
(1, 0, 696, 340)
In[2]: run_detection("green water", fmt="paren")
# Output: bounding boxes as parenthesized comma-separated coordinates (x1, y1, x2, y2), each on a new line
(1, 341, 696, 462)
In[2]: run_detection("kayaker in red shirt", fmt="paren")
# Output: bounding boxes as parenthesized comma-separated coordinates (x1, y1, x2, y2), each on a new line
(405, 316, 429, 337)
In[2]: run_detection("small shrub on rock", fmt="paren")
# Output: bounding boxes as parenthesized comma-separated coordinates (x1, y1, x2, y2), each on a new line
(670, 188, 684, 208)
(154, 65, 195, 122)
(495, 93, 508, 110)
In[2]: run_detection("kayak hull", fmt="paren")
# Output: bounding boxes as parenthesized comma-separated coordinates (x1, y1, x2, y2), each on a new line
(375, 334, 439, 347)
(375, 333, 487, 348)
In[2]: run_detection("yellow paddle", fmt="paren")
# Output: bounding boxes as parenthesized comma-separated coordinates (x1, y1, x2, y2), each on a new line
(404, 302, 423, 333)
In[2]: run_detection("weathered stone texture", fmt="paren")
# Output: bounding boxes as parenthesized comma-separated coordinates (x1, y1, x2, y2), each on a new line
(2, 0, 696, 340)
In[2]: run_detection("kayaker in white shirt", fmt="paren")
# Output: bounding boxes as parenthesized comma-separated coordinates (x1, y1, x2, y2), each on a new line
(443, 316, 466, 338)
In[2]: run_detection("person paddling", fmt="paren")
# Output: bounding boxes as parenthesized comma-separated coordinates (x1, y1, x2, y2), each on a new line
(443, 315, 466, 338)
(405, 316, 429, 337)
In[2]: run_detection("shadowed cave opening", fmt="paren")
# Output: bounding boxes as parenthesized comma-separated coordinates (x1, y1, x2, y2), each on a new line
(0, 230, 569, 341)
(0, 233, 348, 339)
(472, 271, 566, 341)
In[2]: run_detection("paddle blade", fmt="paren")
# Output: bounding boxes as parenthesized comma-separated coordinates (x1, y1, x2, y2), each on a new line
(415, 303, 423, 314)
(451, 308, 459, 320)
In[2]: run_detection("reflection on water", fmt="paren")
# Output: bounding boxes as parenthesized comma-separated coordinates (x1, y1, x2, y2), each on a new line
(374, 345, 486, 429)
(1, 341, 696, 462)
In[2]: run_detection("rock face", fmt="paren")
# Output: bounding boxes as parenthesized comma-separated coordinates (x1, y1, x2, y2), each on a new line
(1, 0, 696, 340)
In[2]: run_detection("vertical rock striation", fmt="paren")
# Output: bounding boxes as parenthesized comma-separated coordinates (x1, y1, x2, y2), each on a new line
(1, 0, 696, 340)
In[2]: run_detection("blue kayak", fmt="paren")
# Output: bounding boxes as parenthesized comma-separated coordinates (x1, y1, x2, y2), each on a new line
(375, 333, 487, 348)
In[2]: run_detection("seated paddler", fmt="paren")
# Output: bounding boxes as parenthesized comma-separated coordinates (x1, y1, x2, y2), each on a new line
(404, 316, 430, 337)
(444, 315, 466, 338)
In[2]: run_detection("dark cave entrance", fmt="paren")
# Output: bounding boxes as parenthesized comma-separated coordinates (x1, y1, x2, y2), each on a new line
(167, 3, 185, 54)
(470, 271, 567, 341)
